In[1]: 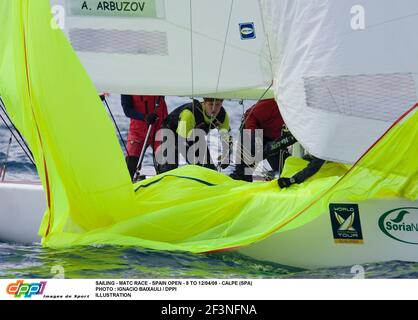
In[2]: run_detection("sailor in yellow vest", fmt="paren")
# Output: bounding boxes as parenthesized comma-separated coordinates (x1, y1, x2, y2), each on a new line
(156, 98, 233, 173)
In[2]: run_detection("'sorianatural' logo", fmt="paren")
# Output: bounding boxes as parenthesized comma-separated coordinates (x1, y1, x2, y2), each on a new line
(239, 22, 256, 40)
(378, 207, 418, 245)
(330, 203, 363, 244)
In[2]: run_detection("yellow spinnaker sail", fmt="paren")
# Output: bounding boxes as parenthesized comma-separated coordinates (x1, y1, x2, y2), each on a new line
(0, 0, 416, 252)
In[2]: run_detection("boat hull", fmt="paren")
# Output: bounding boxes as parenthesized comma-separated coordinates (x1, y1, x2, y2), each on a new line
(239, 199, 418, 268)
(0, 182, 45, 243)
(1, 182, 417, 268)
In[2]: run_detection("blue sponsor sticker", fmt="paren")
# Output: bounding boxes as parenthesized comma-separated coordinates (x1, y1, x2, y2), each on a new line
(239, 22, 256, 40)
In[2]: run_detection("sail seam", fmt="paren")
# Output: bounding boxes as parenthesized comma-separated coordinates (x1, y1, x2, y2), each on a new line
(22, 1, 52, 236)
(135, 174, 216, 192)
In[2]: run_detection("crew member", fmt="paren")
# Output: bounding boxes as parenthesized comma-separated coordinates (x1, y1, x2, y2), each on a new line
(230, 98, 286, 182)
(121, 95, 168, 179)
(157, 98, 232, 173)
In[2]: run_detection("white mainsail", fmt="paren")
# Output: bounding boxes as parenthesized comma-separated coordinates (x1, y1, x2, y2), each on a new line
(260, 0, 418, 163)
(51, 0, 273, 99)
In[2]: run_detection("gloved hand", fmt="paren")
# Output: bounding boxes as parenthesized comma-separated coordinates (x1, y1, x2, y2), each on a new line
(145, 113, 158, 125)
(217, 154, 230, 169)
(278, 177, 295, 188)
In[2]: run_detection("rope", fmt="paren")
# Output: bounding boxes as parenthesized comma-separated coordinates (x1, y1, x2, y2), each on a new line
(101, 95, 129, 155)
(227, 80, 275, 178)
(0, 134, 12, 181)
(0, 96, 35, 162)
(214, 0, 234, 97)
(205, 0, 234, 169)
(189, 0, 195, 107)
(238, 81, 273, 131)
(0, 98, 36, 167)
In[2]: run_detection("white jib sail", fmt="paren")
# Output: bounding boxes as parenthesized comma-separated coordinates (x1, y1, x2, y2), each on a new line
(50, 0, 273, 99)
(260, 0, 418, 163)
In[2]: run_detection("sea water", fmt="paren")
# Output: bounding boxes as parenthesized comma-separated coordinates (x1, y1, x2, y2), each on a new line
(1, 95, 417, 279)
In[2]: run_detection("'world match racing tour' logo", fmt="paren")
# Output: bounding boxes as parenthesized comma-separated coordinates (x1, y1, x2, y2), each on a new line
(6, 280, 47, 298)
(379, 207, 418, 245)
(330, 204, 363, 244)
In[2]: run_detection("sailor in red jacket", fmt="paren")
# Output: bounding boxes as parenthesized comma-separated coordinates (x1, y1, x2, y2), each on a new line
(230, 98, 285, 182)
(121, 95, 168, 179)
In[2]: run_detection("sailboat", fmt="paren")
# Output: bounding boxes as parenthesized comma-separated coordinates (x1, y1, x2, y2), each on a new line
(0, 0, 417, 268)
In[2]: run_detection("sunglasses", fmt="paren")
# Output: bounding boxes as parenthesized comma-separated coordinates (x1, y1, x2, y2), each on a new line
(203, 98, 223, 103)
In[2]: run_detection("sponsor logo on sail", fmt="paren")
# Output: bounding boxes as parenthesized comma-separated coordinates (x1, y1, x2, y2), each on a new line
(330, 203, 363, 244)
(239, 23, 256, 40)
(378, 207, 418, 245)
(6, 280, 47, 298)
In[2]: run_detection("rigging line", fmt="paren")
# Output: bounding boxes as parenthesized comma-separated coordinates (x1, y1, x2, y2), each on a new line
(0, 96, 35, 160)
(101, 96, 129, 155)
(234, 144, 270, 177)
(210, 102, 273, 173)
(214, 0, 234, 97)
(206, 0, 234, 169)
(0, 105, 36, 167)
(239, 81, 273, 131)
(218, 130, 271, 176)
(233, 79, 274, 175)
(209, 0, 234, 132)
(340, 12, 418, 37)
(188, 0, 198, 162)
(189, 0, 195, 106)
(257, 0, 274, 77)
(188, 0, 213, 168)
(217, 121, 272, 177)
(1, 134, 12, 182)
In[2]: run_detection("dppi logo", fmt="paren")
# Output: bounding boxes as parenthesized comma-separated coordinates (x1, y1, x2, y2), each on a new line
(379, 207, 418, 244)
(6, 280, 47, 298)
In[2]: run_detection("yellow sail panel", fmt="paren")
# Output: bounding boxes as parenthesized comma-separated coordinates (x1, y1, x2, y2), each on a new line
(0, 0, 134, 235)
(43, 103, 418, 252)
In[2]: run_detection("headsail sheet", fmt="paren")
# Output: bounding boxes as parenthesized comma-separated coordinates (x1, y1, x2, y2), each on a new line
(260, 0, 418, 163)
(0, 0, 416, 252)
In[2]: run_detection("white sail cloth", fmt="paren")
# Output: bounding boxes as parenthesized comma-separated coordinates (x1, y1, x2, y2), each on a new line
(260, 0, 418, 163)
(51, 0, 272, 99)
